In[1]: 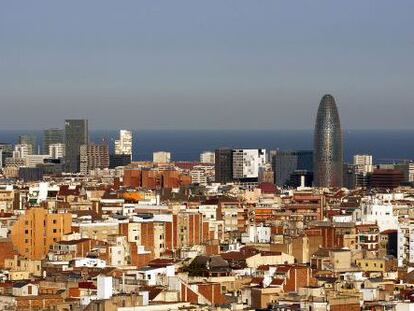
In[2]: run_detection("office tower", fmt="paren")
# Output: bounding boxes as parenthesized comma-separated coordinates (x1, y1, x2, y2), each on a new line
(64, 119, 88, 173)
(18, 135, 36, 155)
(80, 144, 109, 174)
(200, 151, 215, 164)
(272, 151, 298, 186)
(49, 143, 66, 159)
(115, 129, 133, 159)
(394, 161, 414, 184)
(343, 163, 356, 189)
(215, 148, 233, 184)
(314, 94, 343, 187)
(0, 143, 13, 168)
(232, 149, 266, 182)
(271, 150, 313, 186)
(371, 169, 404, 189)
(153, 151, 171, 163)
(296, 150, 314, 172)
(43, 128, 64, 154)
(289, 170, 314, 188)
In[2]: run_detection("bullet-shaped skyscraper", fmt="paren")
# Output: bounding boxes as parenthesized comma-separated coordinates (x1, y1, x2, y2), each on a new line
(314, 94, 343, 187)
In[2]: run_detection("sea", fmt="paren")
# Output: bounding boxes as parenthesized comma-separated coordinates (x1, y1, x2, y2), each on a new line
(0, 129, 413, 163)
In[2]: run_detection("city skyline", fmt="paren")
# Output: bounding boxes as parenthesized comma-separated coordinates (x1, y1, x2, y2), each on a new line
(1, 1, 414, 130)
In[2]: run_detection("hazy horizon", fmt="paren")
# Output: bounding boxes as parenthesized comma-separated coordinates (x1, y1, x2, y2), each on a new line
(1, 1, 413, 130)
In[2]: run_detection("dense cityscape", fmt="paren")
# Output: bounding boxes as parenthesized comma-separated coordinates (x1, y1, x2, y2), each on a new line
(0, 94, 413, 310)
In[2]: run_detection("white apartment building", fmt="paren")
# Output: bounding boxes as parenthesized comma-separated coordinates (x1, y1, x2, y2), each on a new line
(115, 129, 133, 158)
(232, 149, 266, 180)
(398, 222, 414, 267)
(49, 143, 65, 159)
(190, 169, 208, 185)
(200, 151, 215, 164)
(153, 151, 171, 163)
(13, 144, 31, 158)
(353, 154, 374, 174)
(361, 197, 399, 232)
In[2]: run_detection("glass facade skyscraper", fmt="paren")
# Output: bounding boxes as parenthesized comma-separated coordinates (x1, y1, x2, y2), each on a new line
(64, 119, 88, 173)
(314, 94, 343, 187)
(43, 128, 64, 155)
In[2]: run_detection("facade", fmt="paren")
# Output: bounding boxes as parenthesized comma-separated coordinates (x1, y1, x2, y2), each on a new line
(18, 135, 36, 155)
(153, 151, 171, 163)
(353, 154, 374, 174)
(64, 119, 89, 173)
(271, 150, 313, 186)
(80, 144, 110, 174)
(114, 129, 133, 159)
(313, 94, 343, 187)
(43, 128, 64, 155)
(395, 162, 414, 184)
(49, 143, 65, 159)
(232, 149, 266, 182)
(200, 151, 215, 164)
(215, 148, 266, 184)
(11, 208, 72, 260)
(109, 154, 131, 168)
(371, 169, 404, 189)
(272, 151, 298, 186)
(13, 144, 31, 159)
(215, 148, 233, 184)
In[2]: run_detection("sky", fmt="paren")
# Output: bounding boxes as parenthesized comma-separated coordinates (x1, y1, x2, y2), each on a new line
(0, 1, 413, 130)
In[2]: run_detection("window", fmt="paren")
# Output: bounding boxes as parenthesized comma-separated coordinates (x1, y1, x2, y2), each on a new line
(24, 230, 29, 234)
(53, 229, 57, 233)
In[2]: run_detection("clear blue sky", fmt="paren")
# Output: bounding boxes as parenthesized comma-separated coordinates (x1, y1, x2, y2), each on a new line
(0, 1, 413, 130)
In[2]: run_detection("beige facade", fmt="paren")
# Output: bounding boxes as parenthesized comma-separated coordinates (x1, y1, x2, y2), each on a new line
(11, 208, 72, 260)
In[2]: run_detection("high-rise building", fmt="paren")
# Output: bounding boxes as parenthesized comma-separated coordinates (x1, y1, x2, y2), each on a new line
(153, 151, 171, 163)
(215, 148, 233, 184)
(49, 143, 66, 159)
(272, 151, 298, 186)
(43, 128, 64, 155)
(13, 144, 31, 159)
(200, 151, 215, 164)
(394, 161, 414, 184)
(80, 144, 109, 174)
(215, 148, 266, 184)
(114, 129, 133, 159)
(64, 119, 88, 173)
(18, 135, 36, 155)
(314, 94, 343, 187)
(232, 149, 266, 182)
(271, 150, 313, 186)
(353, 154, 373, 174)
(0, 143, 13, 168)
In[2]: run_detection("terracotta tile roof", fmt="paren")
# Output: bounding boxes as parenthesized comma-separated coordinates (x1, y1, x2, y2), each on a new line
(250, 277, 264, 287)
(269, 278, 284, 286)
(78, 281, 97, 290)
